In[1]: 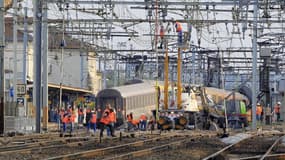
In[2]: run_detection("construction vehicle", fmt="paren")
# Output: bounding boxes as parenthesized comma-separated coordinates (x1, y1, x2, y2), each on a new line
(157, 85, 249, 131)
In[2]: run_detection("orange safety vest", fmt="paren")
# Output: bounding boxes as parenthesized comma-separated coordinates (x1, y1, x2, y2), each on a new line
(62, 115, 69, 124)
(256, 106, 262, 115)
(132, 119, 140, 125)
(91, 114, 97, 123)
(274, 105, 281, 113)
(175, 22, 182, 32)
(127, 114, 133, 122)
(70, 114, 75, 122)
(109, 112, 116, 123)
(100, 111, 110, 125)
(140, 115, 147, 121)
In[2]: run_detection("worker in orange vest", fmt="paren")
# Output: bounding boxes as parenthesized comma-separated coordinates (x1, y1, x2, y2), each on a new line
(274, 102, 281, 122)
(62, 113, 68, 132)
(175, 22, 182, 32)
(256, 103, 263, 122)
(89, 111, 97, 133)
(107, 108, 116, 136)
(126, 112, 134, 131)
(139, 113, 147, 131)
(100, 110, 115, 137)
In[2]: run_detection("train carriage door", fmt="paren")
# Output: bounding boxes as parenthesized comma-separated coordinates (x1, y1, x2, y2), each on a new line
(102, 98, 116, 111)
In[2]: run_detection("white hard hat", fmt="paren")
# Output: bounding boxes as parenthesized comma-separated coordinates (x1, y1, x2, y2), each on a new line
(257, 103, 260, 105)
(277, 102, 281, 105)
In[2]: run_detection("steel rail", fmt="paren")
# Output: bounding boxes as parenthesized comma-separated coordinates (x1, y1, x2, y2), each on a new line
(259, 135, 285, 160)
(0, 136, 91, 153)
(0, 130, 88, 145)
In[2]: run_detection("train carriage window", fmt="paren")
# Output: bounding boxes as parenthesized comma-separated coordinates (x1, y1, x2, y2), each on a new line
(150, 94, 152, 105)
(126, 97, 129, 110)
(142, 95, 145, 107)
(130, 97, 133, 109)
(132, 97, 136, 109)
(140, 95, 143, 108)
(138, 96, 141, 107)
(137, 96, 140, 108)
(149, 94, 152, 105)
(134, 96, 138, 108)
(132, 96, 135, 109)
(129, 97, 132, 110)
(138, 96, 140, 108)
(152, 93, 154, 104)
(132, 96, 136, 109)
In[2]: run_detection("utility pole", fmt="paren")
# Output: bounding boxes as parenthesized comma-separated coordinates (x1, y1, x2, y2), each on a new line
(114, 53, 117, 87)
(0, 0, 5, 134)
(34, 0, 42, 133)
(177, 47, 182, 109)
(80, 37, 84, 88)
(13, 0, 17, 102)
(251, 0, 258, 130)
(22, 7, 27, 117)
(23, 7, 27, 84)
(59, 3, 65, 114)
(164, 43, 168, 110)
(42, 0, 48, 131)
(191, 47, 196, 84)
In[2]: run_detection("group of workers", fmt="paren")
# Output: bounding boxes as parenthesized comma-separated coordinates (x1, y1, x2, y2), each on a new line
(126, 112, 155, 131)
(59, 104, 115, 136)
(59, 103, 156, 136)
(255, 101, 281, 122)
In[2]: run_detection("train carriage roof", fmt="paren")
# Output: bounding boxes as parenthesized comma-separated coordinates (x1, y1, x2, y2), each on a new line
(97, 81, 156, 98)
(205, 87, 249, 105)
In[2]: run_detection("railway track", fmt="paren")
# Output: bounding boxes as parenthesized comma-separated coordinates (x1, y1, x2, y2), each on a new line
(0, 136, 91, 153)
(0, 129, 89, 146)
(203, 132, 285, 160)
(0, 130, 226, 160)
(45, 132, 217, 160)
(0, 131, 169, 160)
